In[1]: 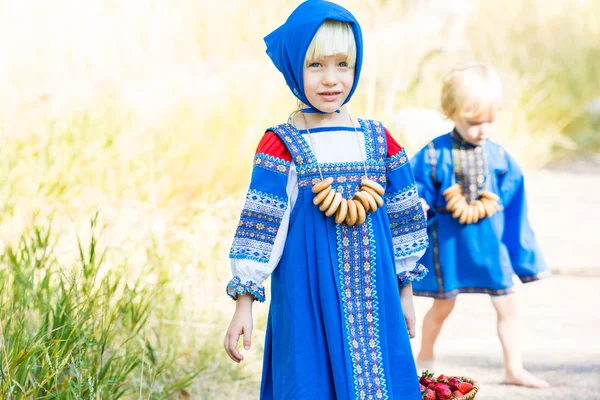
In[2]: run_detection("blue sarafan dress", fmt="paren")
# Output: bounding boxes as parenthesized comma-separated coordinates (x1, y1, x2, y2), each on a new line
(227, 120, 429, 400)
(410, 131, 550, 299)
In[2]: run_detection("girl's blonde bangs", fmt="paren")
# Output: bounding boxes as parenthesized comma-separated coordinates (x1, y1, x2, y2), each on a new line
(305, 20, 356, 67)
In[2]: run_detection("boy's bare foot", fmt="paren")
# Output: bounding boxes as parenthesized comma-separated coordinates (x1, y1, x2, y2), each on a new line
(503, 370, 549, 388)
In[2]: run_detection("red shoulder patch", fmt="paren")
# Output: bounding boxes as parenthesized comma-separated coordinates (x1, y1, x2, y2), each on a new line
(385, 127, 403, 157)
(255, 131, 292, 162)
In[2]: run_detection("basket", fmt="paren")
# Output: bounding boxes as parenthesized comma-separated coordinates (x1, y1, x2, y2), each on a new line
(452, 376, 480, 399)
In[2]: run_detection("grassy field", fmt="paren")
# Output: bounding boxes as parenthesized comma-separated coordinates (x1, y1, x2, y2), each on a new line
(0, 0, 598, 398)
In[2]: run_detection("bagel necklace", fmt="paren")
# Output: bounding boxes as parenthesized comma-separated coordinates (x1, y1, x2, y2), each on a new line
(442, 130, 500, 224)
(299, 112, 385, 226)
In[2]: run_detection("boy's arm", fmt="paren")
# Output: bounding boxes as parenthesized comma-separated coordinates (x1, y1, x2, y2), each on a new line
(500, 151, 550, 280)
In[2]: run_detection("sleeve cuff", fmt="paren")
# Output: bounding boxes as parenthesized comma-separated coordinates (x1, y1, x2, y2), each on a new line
(226, 276, 266, 303)
(398, 264, 428, 288)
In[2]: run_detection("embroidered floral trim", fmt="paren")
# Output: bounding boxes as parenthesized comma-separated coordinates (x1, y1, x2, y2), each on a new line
(386, 149, 409, 172)
(226, 276, 266, 302)
(364, 119, 387, 163)
(297, 162, 385, 189)
(230, 189, 287, 263)
(336, 220, 389, 400)
(386, 184, 429, 257)
(357, 118, 380, 163)
(254, 153, 291, 175)
(398, 264, 428, 287)
(270, 124, 316, 165)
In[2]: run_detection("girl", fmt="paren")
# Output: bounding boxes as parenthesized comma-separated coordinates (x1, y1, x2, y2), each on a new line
(223, 1, 428, 399)
(410, 62, 551, 388)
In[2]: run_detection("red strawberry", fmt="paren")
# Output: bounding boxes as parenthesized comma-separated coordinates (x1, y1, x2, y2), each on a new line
(453, 390, 465, 398)
(420, 370, 434, 385)
(422, 388, 436, 400)
(421, 378, 434, 387)
(458, 382, 473, 394)
(437, 374, 449, 383)
(427, 383, 436, 390)
(420, 384, 425, 392)
(433, 383, 453, 400)
(448, 377, 460, 391)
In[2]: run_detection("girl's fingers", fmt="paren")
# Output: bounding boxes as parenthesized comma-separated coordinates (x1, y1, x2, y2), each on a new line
(243, 325, 252, 350)
(406, 318, 416, 338)
(226, 332, 243, 362)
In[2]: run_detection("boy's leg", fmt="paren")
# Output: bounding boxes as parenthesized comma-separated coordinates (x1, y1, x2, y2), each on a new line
(416, 298, 457, 370)
(490, 294, 549, 388)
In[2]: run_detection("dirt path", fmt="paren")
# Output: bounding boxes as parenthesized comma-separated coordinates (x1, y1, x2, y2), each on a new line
(412, 275, 600, 399)
(525, 167, 600, 273)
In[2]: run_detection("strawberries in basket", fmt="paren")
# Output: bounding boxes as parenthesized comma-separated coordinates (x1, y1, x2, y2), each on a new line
(419, 370, 477, 399)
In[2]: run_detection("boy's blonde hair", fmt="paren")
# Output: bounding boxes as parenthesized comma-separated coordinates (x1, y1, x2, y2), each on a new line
(305, 20, 356, 68)
(441, 63, 503, 122)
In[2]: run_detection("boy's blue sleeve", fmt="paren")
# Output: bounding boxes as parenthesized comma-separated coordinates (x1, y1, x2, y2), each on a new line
(500, 151, 550, 281)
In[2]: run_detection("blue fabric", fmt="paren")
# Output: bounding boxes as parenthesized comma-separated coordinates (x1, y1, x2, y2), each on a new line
(259, 120, 422, 399)
(410, 133, 550, 299)
(264, 0, 363, 113)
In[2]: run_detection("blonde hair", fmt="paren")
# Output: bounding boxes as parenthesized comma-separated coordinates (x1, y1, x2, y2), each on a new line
(305, 20, 356, 68)
(441, 62, 503, 122)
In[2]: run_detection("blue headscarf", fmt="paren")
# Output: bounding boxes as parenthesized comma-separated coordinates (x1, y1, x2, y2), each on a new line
(264, 0, 363, 113)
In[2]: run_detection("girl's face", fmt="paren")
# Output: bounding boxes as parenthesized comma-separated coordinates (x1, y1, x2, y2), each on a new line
(303, 54, 354, 113)
(454, 113, 497, 146)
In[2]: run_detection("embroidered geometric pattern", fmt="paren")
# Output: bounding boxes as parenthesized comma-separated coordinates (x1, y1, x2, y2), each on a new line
(386, 149, 410, 172)
(520, 270, 552, 283)
(230, 189, 288, 263)
(336, 220, 389, 400)
(362, 119, 387, 163)
(427, 141, 438, 182)
(451, 130, 489, 203)
(386, 184, 428, 257)
(359, 119, 389, 164)
(226, 276, 266, 302)
(397, 264, 428, 288)
(297, 162, 385, 193)
(272, 120, 388, 193)
(269, 124, 316, 167)
(254, 153, 291, 176)
(413, 286, 516, 299)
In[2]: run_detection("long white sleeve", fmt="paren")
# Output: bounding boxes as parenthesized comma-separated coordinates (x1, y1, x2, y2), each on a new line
(228, 165, 298, 301)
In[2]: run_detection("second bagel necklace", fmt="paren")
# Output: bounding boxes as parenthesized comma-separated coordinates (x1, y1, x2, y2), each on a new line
(299, 113, 385, 226)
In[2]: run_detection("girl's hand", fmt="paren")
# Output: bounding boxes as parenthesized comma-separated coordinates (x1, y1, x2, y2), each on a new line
(399, 283, 417, 338)
(224, 293, 254, 363)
